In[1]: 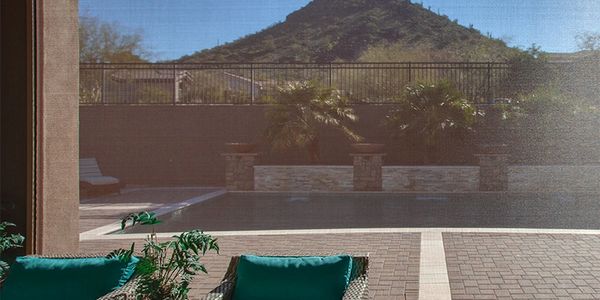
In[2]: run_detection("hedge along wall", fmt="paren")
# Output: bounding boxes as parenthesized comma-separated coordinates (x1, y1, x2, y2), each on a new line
(80, 105, 599, 186)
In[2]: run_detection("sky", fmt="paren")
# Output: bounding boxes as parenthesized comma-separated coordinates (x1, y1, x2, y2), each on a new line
(79, 0, 600, 62)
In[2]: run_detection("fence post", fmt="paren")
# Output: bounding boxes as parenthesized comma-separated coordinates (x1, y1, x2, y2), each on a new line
(328, 63, 333, 88)
(408, 62, 412, 83)
(172, 64, 177, 105)
(101, 68, 106, 105)
(250, 63, 255, 105)
(487, 62, 492, 101)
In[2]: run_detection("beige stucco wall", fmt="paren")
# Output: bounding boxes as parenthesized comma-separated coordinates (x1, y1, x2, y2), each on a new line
(38, 0, 80, 253)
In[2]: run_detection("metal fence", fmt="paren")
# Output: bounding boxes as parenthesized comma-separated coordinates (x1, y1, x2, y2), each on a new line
(80, 62, 515, 105)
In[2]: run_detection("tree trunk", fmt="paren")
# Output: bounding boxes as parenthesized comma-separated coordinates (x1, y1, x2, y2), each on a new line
(307, 138, 320, 164)
(423, 144, 438, 165)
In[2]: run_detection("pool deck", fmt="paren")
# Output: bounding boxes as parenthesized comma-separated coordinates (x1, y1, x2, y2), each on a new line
(79, 188, 600, 299)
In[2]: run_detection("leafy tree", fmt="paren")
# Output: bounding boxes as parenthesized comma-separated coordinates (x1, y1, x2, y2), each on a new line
(264, 81, 362, 163)
(503, 44, 552, 97)
(79, 15, 150, 63)
(576, 32, 600, 52)
(511, 86, 599, 122)
(384, 81, 478, 164)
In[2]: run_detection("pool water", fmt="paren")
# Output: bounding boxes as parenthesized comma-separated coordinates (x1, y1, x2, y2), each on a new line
(121, 192, 600, 233)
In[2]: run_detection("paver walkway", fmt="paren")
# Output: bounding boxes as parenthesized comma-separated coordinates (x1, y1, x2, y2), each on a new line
(444, 233, 600, 300)
(81, 233, 421, 300)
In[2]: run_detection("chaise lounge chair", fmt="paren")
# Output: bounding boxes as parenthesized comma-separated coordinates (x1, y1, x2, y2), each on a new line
(80, 158, 121, 196)
(0, 253, 139, 300)
(205, 255, 369, 300)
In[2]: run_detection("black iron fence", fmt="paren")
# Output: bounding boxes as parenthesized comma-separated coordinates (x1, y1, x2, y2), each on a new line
(79, 62, 550, 105)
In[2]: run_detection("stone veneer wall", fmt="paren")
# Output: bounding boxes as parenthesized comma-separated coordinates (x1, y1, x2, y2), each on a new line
(254, 166, 353, 191)
(254, 165, 600, 192)
(254, 165, 479, 192)
(509, 165, 600, 192)
(383, 166, 480, 192)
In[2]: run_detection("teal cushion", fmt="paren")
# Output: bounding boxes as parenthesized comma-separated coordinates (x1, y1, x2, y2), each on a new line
(233, 255, 353, 300)
(0, 256, 139, 300)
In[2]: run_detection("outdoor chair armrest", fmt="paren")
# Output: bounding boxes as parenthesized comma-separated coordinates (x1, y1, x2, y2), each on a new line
(98, 277, 139, 300)
(204, 279, 235, 300)
(343, 274, 369, 300)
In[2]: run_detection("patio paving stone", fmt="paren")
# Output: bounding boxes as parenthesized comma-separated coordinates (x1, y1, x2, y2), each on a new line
(81, 232, 420, 300)
(444, 232, 600, 300)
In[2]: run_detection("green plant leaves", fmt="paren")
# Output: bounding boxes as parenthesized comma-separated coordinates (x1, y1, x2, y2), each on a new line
(264, 81, 362, 163)
(107, 243, 135, 263)
(0, 221, 25, 283)
(384, 81, 478, 163)
(112, 212, 219, 300)
(121, 211, 161, 230)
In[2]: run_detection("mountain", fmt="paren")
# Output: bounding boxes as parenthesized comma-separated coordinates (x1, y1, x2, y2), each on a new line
(545, 51, 597, 63)
(178, 0, 519, 63)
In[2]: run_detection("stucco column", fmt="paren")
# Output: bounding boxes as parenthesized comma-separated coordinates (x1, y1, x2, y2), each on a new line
(476, 144, 509, 191)
(351, 153, 385, 191)
(36, 0, 80, 253)
(223, 153, 258, 191)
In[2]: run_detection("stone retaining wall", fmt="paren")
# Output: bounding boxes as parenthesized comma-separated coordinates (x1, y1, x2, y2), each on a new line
(254, 166, 353, 191)
(383, 166, 480, 192)
(255, 165, 600, 192)
(254, 165, 480, 192)
(508, 165, 600, 192)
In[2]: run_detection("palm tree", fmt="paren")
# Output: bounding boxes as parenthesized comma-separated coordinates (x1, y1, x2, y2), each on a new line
(384, 81, 478, 164)
(264, 81, 362, 163)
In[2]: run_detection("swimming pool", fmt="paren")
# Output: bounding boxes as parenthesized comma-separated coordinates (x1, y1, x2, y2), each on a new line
(121, 192, 600, 234)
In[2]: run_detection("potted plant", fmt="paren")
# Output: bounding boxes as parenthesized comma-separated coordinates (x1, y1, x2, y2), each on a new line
(112, 212, 219, 300)
(0, 222, 25, 285)
(264, 81, 362, 163)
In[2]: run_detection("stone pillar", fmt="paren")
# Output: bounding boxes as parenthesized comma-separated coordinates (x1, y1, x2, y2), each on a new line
(476, 144, 509, 191)
(223, 153, 258, 191)
(351, 153, 385, 191)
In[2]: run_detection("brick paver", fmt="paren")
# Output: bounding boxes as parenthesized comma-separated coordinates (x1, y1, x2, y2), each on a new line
(81, 233, 420, 300)
(444, 233, 600, 300)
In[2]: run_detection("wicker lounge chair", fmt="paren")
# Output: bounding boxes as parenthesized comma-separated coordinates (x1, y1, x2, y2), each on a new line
(0, 253, 138, 300)
(205, 255, 369, 300)
(80, 158, 121, 196)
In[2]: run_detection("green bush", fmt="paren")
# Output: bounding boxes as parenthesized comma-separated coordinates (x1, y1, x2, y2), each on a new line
(511, 86, 599, 120)
(264, 81, 362, 163)
(384, 81, 478, 163)
(0, 222, 25, 283)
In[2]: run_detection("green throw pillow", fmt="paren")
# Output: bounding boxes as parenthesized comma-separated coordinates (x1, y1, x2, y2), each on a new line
(0, 256, 139, 300)
(233, 255, 353, 300)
